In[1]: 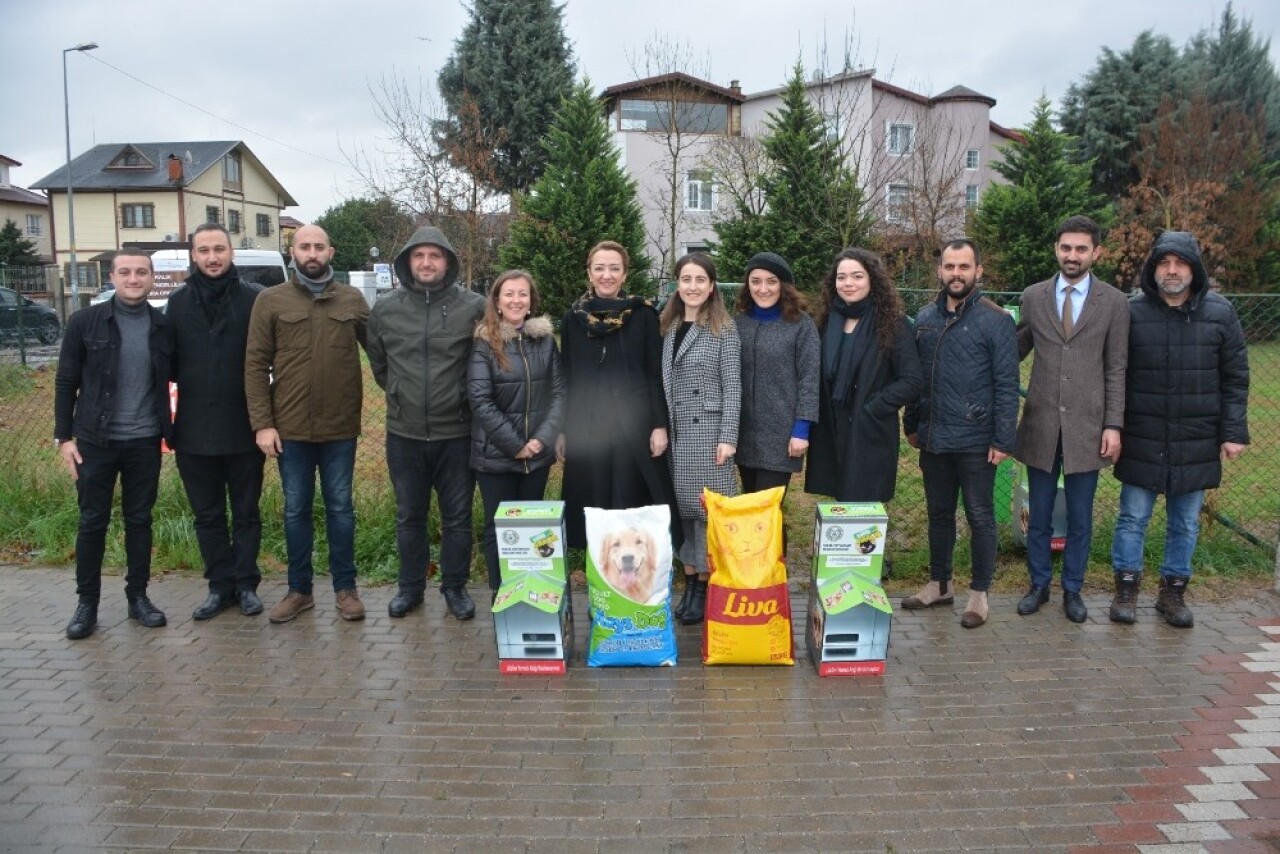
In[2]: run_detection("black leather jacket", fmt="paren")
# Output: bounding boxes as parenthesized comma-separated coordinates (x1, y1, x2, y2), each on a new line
(54, 299, 174, 446)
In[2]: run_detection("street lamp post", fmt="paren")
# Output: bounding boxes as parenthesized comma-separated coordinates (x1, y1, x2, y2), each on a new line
(62, 41, 98, 313)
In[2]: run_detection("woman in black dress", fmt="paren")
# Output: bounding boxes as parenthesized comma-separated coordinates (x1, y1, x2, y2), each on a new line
(558, 241, 677, 551)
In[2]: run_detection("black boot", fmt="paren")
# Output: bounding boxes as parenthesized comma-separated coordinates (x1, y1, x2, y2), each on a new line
(680, 578, 708, 626)
(673, 574, 695, 620)
(66, 598, 97, 640)
(1108, 570, 1141, 625)
(1155, 576, 1194, 628)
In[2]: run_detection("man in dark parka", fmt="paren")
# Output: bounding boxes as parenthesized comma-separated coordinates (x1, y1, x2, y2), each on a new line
(1110, 231, 1249, 628)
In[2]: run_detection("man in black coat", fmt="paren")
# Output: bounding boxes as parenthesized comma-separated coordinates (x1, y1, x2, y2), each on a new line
(54, 249, 173, 639)
(902, 239, 1019, 629)
(1110, 231, 1249, 628)
(168, 223, 266, 621)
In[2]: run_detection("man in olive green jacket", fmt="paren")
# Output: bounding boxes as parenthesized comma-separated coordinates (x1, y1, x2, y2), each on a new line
(367, 226, 485, 621)
(244, 224, 370, 624)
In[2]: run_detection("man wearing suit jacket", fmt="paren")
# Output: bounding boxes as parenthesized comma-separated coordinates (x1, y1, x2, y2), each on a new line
(1013, 216, 1129, 624)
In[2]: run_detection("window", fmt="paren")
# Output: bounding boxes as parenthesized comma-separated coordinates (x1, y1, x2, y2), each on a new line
(25, 214, 42, 236)
(206, 206, 221, 225)
(618, 99, 728, 134)
(686, 170, 714, 212)
(222, 153, 242, 188)
(823, 111, 843, 143)
(887, 123, 915, 156)
(120, 203, 155, 229)
(228, 210, 242, 234)
(256, 213, 272, 237)
(965, 149, 980, 170)
(886, 184, 911, 223)
(965, 184, 980, 210)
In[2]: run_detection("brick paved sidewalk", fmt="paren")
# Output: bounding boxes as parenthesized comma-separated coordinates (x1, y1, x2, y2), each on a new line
(1, 566, 1278, 853)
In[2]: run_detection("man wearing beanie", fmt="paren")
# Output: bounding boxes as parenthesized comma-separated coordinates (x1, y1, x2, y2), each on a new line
(733, 251, 820, 498)
(169, 224, 267, 622)
(368, 226, 485, 621)
(245, 225, 370, 624)
(1109, 231, 1249, 628)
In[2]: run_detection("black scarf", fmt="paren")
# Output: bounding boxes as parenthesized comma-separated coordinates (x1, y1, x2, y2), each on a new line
(186, 265, 239, 326)
(570, 292, 650, 338)
(822, 298, 875, 409)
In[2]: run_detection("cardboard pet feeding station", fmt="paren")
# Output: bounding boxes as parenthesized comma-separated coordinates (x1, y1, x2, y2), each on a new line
(806, 502, 894, 676)
(491, 501, 574, 674)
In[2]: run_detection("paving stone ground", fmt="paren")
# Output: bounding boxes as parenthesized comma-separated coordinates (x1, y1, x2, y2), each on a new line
(1, 565, 1279, 853)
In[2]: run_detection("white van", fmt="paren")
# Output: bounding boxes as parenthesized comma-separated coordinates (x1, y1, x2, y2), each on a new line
(93, 248, 289, 307)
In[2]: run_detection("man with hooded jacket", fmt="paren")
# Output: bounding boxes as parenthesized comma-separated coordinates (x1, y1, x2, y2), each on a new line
(367, 226, 485, 620)
(1110, 231, 1249, 628)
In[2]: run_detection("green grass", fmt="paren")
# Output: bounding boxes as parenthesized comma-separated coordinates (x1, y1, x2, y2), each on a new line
(2, 336, 1277, 593)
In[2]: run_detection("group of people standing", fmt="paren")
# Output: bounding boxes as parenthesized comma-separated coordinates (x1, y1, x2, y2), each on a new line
(53, 214, 1249, 641)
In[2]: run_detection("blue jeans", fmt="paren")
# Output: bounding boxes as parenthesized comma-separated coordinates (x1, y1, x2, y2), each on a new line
(278, 439, 357, 595)
(919, 450, 997, 592)
(1026, 457, 1100, 594)
(386, 434, 475, 592)
(1111, 484, 1205, 580)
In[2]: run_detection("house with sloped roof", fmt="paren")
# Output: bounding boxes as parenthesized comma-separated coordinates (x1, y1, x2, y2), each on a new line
(32, 141, 295, 288)
(0, 155, 53, 263)
(601, 68, 1020, 279)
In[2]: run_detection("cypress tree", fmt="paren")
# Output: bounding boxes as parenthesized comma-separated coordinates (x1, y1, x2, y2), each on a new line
(500, 79, 651, 320)
(437, 0, 576, 195)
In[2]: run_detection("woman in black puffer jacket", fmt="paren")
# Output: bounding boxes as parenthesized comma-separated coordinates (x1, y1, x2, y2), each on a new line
(468, 270, 566, 596)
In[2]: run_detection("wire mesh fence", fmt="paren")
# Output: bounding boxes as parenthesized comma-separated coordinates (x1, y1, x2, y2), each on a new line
(1, 288, 1276, 579)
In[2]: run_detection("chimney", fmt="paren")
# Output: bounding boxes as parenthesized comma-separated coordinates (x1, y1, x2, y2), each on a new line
(729, 79, 741, 96)
(167, 154, 183, 183)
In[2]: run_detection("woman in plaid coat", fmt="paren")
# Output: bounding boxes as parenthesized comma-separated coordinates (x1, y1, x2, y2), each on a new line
(659, 254, 741, 625)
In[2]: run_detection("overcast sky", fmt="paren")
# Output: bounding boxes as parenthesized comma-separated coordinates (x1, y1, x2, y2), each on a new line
(4, 0, 1278, 222)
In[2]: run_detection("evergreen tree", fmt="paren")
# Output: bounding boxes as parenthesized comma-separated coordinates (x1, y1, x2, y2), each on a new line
(438, 0, 576, 195)
(0, 219, 40, 266)
(315, 198, 415, 272)
(500, 79, 650, 320)
(970, 97, 1108, 290)
(714, 63, 866, 290)
(1184, 3, 1280, 158)
(1059, 31, 1188, 199)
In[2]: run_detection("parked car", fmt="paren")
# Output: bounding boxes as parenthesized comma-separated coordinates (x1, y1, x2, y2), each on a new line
(0, 287, 60, 345)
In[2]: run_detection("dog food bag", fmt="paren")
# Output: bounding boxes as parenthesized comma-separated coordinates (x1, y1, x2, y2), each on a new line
(703, 486, 794, 666)
(584, 505, 677, 667)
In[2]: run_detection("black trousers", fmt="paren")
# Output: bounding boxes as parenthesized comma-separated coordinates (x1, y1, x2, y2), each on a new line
(74, 436, 162, 602)
(175, 450, 264, 595)
(475, 467, 552, 591)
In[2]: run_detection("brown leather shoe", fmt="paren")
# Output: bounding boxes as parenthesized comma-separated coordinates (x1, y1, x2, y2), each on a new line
(268, 591, 315, 624)
(335, 588, 366, 621)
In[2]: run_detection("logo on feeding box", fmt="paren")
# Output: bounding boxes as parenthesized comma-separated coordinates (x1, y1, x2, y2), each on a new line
(502, 530, 519, 545)
(530, 528, 559, 557)
(853, 525, 882, 554)
(825, 526, 844, 541)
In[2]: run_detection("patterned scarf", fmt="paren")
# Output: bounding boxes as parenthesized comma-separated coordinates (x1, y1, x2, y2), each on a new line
(570, 292, 651, 337)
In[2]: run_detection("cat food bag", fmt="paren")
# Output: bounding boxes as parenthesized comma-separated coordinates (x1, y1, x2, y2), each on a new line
(584, 505, 677, 667)
(703, 486, 794, 666)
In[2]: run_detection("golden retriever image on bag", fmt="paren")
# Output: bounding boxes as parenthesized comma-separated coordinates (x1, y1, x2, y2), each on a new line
(598, 525, 661, 604)
(703, 486, 794, 666)
(584, 506, 677, 667)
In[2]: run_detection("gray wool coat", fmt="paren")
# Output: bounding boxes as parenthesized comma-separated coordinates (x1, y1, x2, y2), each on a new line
(662, 321, 742, 520)
(733, 312, 821, 473)
(1014, 274, 1130, 475)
